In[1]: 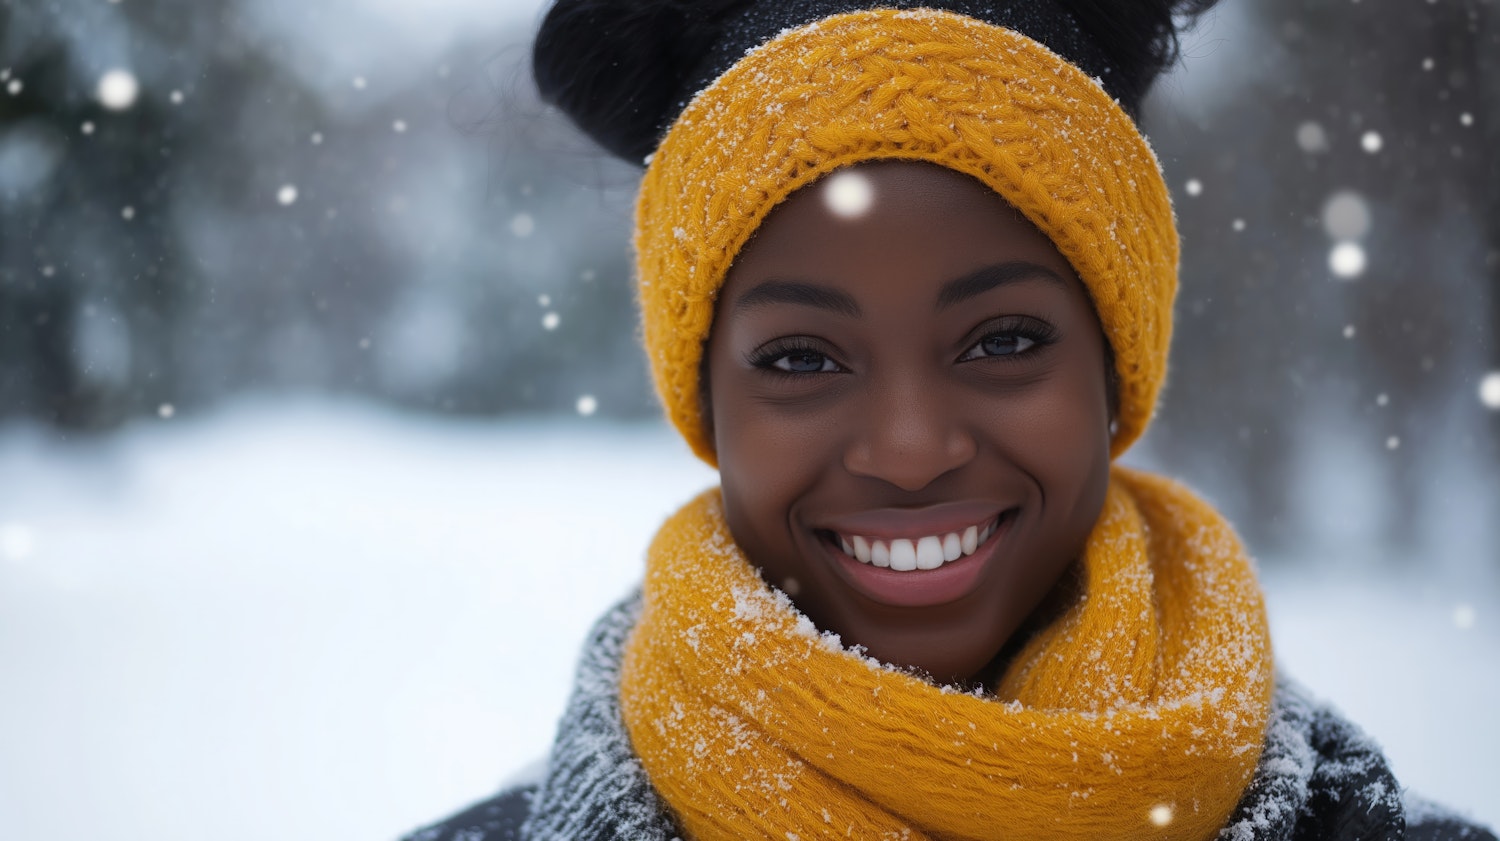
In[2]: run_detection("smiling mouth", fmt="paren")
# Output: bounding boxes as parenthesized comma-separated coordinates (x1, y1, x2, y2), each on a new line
(818, 512, 1008, 572)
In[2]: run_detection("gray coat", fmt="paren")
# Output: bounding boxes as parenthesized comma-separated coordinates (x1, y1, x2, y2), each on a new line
(404, 596, 1496, 841)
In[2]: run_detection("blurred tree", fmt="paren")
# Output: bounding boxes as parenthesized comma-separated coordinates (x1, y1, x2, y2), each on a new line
(1147, 0, 1497, 554)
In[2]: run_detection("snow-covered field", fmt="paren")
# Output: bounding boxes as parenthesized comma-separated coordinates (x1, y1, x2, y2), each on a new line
(1, 401, 1495, 840)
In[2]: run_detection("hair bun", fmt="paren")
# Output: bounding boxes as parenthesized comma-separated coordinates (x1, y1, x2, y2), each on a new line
(1057, 0, 1222, 115)
(532, 0, 751, 163)
(533, 0, 1222, 164)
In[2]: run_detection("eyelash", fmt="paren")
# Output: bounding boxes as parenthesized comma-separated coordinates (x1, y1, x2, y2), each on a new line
(748, 317, 1058, 377)
(748, 339, 844, 378)
(958, 316, 1059, 362)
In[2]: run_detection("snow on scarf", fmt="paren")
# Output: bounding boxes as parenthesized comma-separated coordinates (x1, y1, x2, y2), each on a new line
(431, 598, 1493, 841)
(617, 469, 1274, 841)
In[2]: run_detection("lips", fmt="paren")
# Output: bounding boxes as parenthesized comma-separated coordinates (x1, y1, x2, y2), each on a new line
(814, 505, 1017, 608)
(833, 518, 999, 572)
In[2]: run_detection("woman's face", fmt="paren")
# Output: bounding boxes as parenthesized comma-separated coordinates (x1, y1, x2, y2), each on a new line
(705, 160, 1113, 685)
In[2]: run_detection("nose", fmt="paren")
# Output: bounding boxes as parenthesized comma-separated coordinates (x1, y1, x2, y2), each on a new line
(842, 378, 978, 491)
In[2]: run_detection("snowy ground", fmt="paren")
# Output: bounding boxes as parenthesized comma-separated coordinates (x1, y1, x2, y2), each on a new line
(1, 400, 1495, 840)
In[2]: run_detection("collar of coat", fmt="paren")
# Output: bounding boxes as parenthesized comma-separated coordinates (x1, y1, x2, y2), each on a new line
(407, 595, 1494, 841)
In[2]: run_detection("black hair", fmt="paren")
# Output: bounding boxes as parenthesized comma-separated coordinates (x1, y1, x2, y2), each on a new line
(532, 0, 1221, 164)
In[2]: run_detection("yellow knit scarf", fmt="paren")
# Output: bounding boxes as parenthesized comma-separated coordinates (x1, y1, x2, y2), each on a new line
(620, 468, 1274, 841)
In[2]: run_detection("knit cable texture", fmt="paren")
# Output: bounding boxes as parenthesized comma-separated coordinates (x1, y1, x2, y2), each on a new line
(619, 466, 1275, 841)
(635, 8, 1177, 465)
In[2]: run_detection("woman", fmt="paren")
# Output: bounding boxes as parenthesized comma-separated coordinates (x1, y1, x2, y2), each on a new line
(405, 1, 1496, 838)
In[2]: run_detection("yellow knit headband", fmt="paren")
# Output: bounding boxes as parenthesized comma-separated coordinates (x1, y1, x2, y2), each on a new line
(635, 8, 1178, 466)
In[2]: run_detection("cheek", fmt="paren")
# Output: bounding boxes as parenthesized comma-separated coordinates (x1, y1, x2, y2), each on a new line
(708, 352, 815, 564)
(1014, 351, 1112, 525)
(714, 404, 824, 533)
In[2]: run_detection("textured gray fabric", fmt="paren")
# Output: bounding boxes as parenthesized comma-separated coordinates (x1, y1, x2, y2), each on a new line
(518, 594, 679, 841)
(403, 595, 1495, 841)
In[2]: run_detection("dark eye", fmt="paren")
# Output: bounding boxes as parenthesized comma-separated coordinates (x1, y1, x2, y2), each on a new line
(773, 351, 839, 373)
(961, 333, 1036, 361)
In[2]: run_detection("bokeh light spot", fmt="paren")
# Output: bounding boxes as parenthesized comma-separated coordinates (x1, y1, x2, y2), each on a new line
(97, 69, 140, 110)
(1329, 242, 1366, 279)
(1296, 121, 1328, 153)
(822, 170, 875, 219)
(1322, 190, 1371, 241)
(1149, 803, 1174, 827)
(1478, 372, 1500, 410)
(1453, 603, 1476, 630)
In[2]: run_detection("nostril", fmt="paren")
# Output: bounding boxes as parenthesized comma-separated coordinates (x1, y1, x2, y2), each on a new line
(843, 428, 978, 491)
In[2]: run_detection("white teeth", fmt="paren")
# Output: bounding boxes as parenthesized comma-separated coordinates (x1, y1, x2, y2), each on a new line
(942, 532, 962, 562)
(915, 536, 944, 570)
(889, 539, 918, 572)
(836, 514, 1006, 572)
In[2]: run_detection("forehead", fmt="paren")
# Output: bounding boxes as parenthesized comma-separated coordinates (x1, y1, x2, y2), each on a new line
(726, 160, 1077, 295)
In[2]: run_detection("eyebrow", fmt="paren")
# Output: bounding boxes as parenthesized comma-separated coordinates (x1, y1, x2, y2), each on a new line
(730, 279, 862, 318)
(935, 262, 1069, 310)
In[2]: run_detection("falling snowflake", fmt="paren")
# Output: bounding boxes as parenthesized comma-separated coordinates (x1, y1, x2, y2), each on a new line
(1184, 178, 1203, 197)
(158, 403, 175, 419)
(1459, 112, 1473, 127)
(537, 294, 551, 307)
(120, 206, 136, 220)
(1478, 372, 1500, 410)
(1342, 324, 1357, 339)
(1329, 242, 1366, 279)
(5, 78, 20, 96)
(1149, 804, 1175, 828)
(277, 185, 298, 206)
(576, 395, 598, 416)
(1231, 219, 1246, 232)
(311, 132, 323, 145)
(81, 121, 95, 135)
(1360, 131, 1383, 154)
(541, 312, 560, 331)
(170, 90, 183, 104)
(393, 119, 407, 133)
(1295, 121, 1328, 153)
(352, 76, 367, 90)
(1322, 190, 1371, 241)
(1375, 393, 1389, 407)
(510, 214, 535, 238)
(1385, 435, 1400, 450)
(822, 170, 875, 218)
(97, 69, 139, 110)
(1421, 57, 1435, 71)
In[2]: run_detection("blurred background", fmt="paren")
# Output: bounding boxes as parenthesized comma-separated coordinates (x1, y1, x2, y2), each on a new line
(0, 0, 1496, 839)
